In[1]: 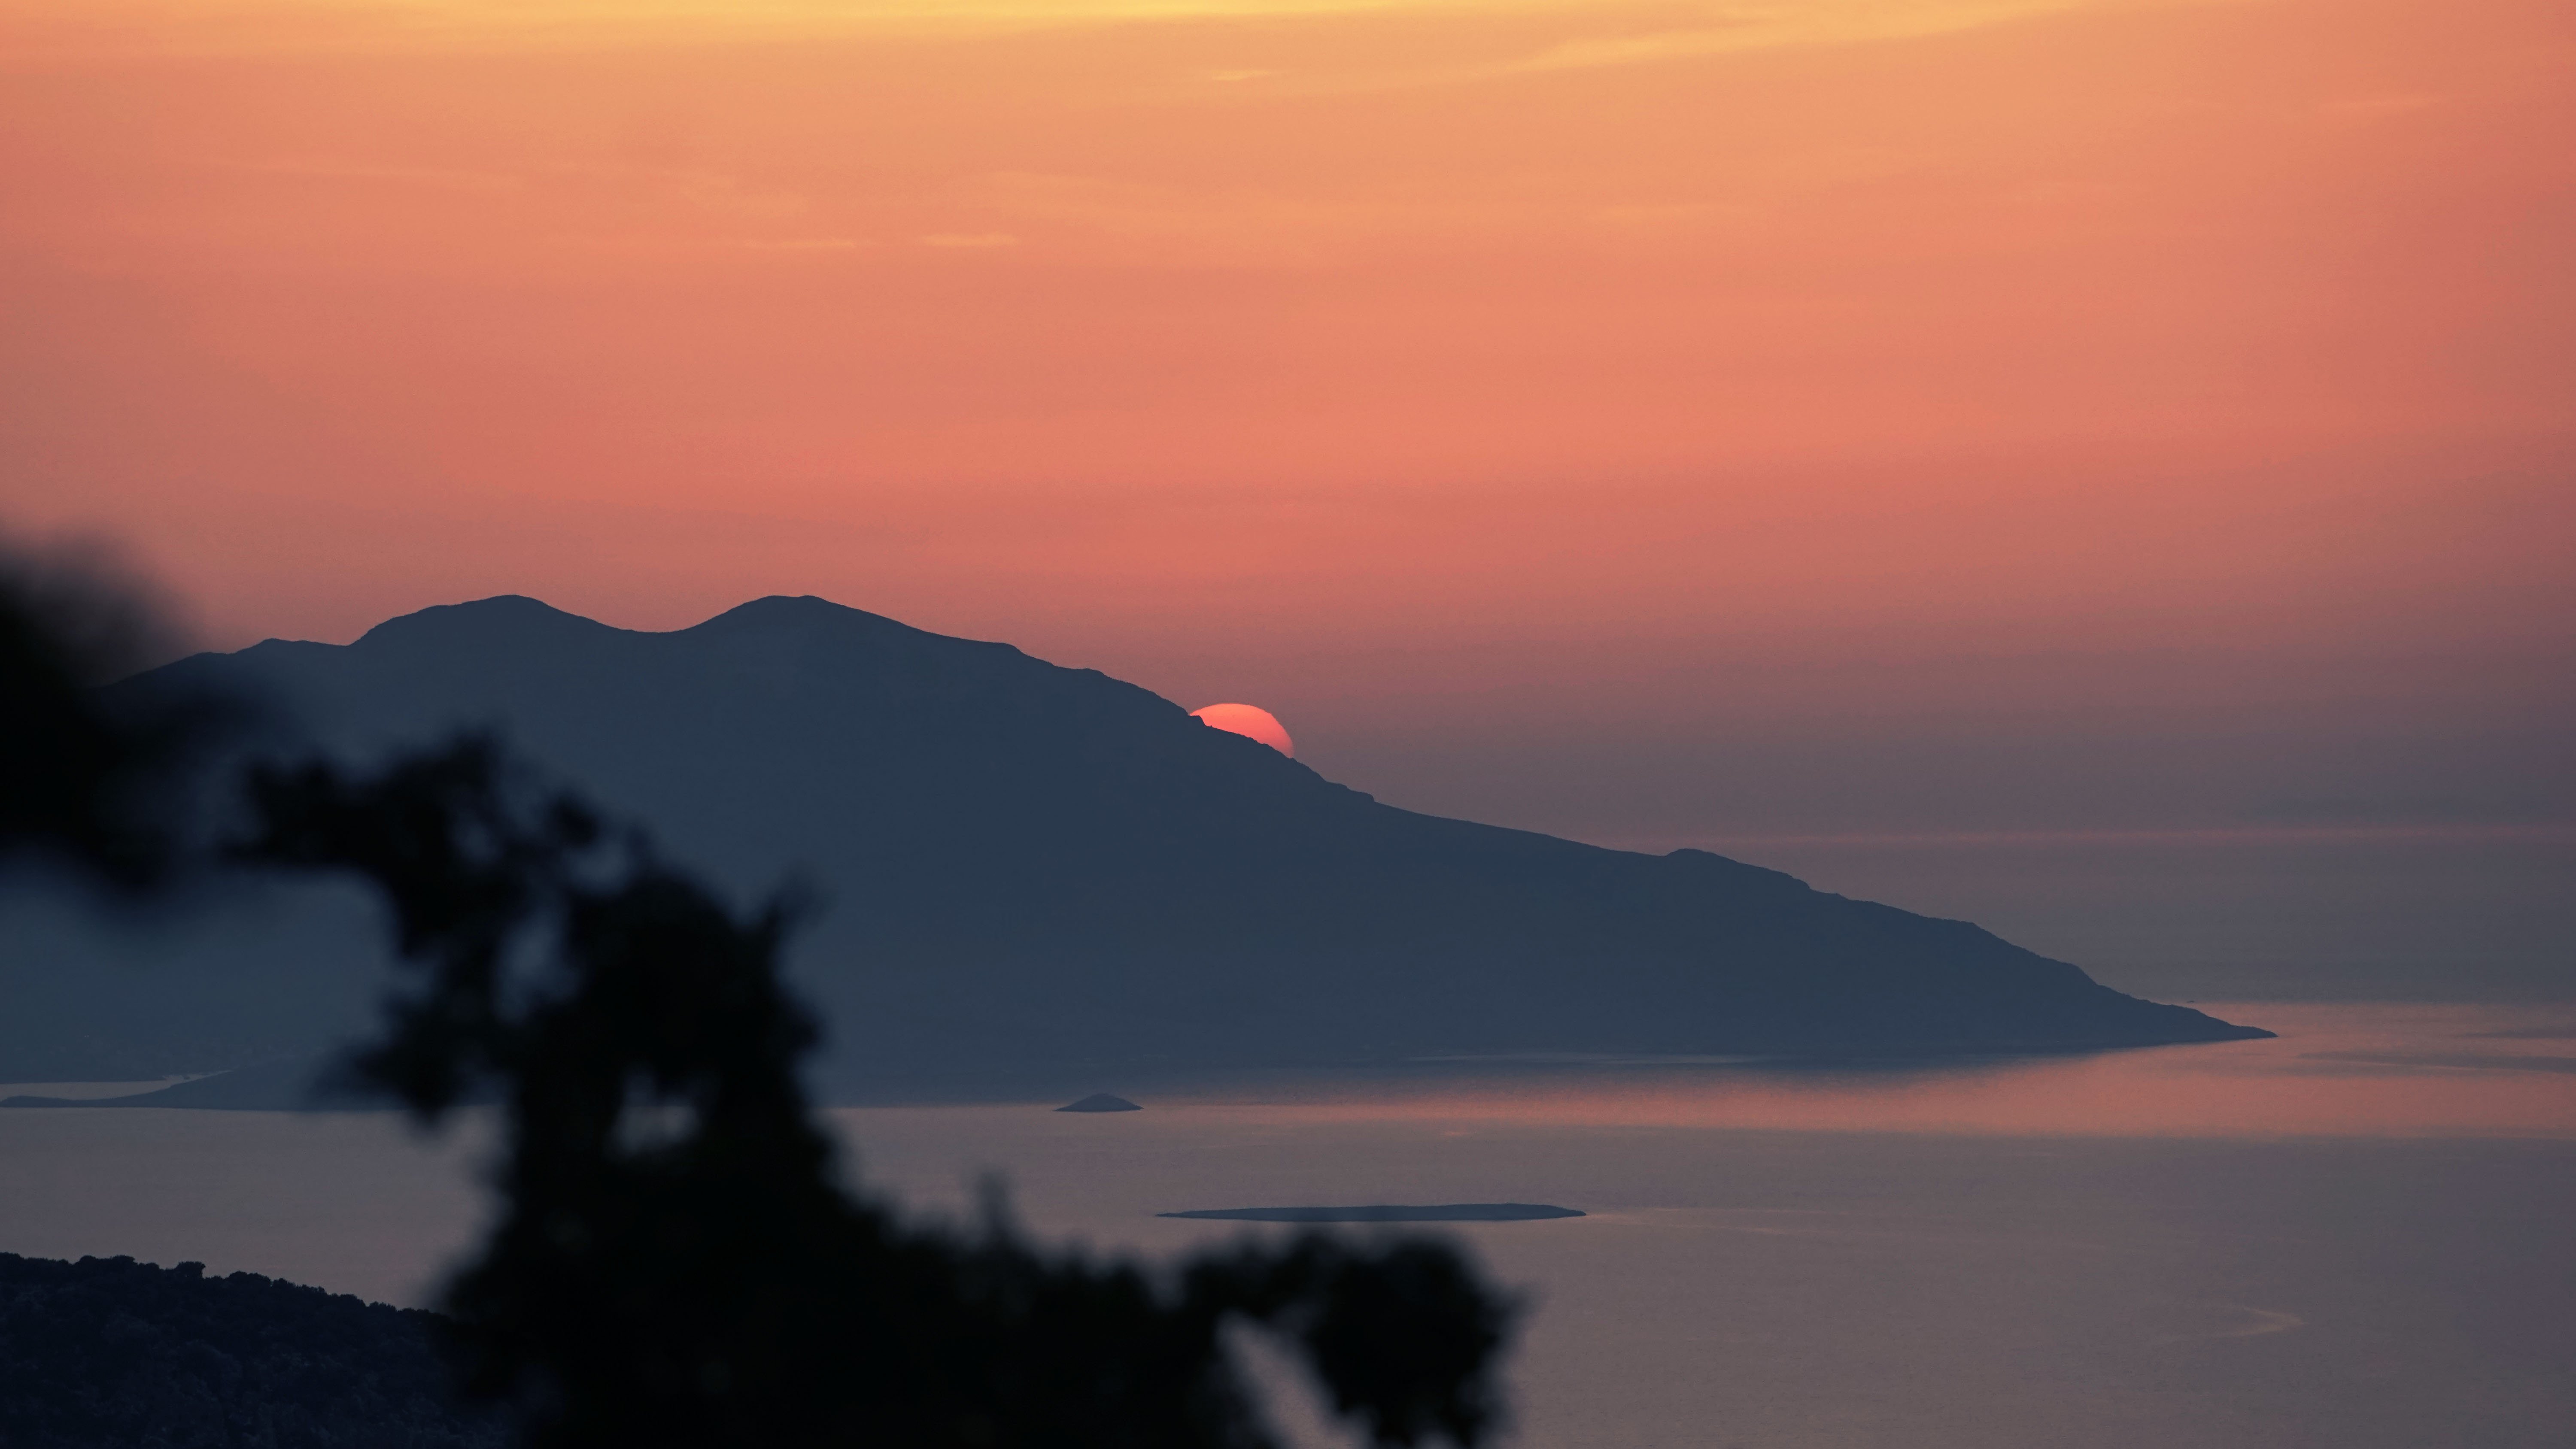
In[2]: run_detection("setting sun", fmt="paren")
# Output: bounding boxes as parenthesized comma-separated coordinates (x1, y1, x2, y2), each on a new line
(1189, 702, 1294, 756)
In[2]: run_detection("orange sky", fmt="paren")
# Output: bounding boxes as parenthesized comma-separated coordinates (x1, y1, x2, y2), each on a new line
(2, 0, 2570, 966)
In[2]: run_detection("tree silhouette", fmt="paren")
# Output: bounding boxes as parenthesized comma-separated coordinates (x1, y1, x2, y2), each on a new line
(237, 737, 1517, 1449)
(2, 562, 1518, 1449)
(0, 544, 226, 891)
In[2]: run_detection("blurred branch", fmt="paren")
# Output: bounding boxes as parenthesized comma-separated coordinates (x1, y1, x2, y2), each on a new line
(239, 736, 1517, 1449)
(0, 538, 232, 892)
(0, 540, 1516, 1446)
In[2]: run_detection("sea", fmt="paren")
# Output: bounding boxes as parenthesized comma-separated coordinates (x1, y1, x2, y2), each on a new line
(3, 1002, 2572, 1449)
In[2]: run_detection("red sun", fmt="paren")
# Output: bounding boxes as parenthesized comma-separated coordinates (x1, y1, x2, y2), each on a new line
(1190, 703, 1294, 757)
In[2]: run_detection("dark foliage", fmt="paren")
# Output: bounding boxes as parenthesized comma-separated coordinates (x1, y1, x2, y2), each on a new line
(0, 544, 232, 892)
(0, 1252, 505, 1449)
(238, 737, 1516, 1449)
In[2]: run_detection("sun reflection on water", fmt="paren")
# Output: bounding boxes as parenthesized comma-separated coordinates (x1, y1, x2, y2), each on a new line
(1145, 1003, 2576, 1139)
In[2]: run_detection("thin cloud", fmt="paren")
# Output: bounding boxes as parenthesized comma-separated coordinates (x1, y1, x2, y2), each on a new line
(4, 0, 2233, 64)
(1496, 0, 2200, 76)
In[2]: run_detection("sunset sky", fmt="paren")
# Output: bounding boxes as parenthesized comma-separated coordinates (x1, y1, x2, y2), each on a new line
(3, 0, 2568, 995)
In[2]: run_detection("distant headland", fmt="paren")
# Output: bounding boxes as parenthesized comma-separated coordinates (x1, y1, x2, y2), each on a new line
(0, 594, 2268, 1094)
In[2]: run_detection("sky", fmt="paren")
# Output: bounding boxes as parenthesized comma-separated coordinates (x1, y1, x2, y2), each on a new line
(2, 0, 2569, 998)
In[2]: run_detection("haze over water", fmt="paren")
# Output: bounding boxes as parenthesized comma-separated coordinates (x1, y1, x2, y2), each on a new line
(5, 1002, 2570, 1448)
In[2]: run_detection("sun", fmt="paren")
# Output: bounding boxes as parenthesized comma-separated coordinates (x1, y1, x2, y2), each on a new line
(1190, 703, 1293, 757)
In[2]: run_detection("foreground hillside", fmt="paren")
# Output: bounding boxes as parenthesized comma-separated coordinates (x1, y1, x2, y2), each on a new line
(0, 596, 2263, 1091)
(0, 1253, 498, 1449)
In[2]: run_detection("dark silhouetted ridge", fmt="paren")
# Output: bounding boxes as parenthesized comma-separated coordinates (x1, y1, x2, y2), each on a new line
(0, 593, 2269, 1089)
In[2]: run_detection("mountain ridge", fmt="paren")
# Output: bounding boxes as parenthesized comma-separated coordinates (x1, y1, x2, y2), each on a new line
(0, 594, 2266, 1093)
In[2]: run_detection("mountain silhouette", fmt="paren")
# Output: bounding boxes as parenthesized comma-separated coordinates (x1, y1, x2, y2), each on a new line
(0, 595, 2265, 1094)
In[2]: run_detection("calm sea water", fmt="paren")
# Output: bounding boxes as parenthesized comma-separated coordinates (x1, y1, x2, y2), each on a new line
(3, 1002, 2572, 1448)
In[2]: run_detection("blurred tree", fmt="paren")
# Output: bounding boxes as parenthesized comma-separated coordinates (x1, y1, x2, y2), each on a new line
(239, 737, 1516, 1449)
(2, 553, 1518, 1448)
(0, 542, 225, 891)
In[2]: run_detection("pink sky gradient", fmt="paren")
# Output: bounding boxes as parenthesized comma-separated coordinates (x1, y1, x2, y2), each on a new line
(2, 0, 2568, 994)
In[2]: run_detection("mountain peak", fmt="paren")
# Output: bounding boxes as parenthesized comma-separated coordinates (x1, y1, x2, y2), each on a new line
(352, 595, 615, 652)
(683, 594, 902, 640)
(676, 596, 1033, 669)
(705, 594, 885, 624)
